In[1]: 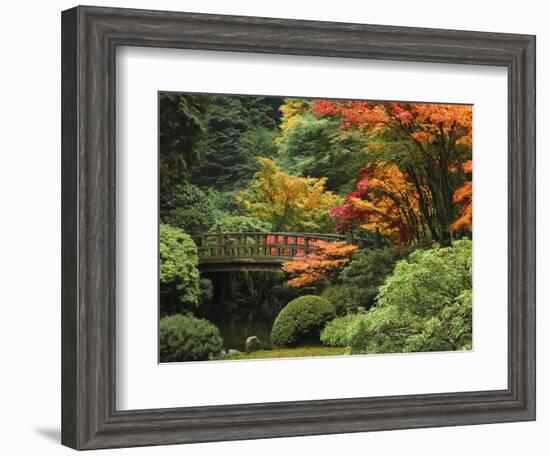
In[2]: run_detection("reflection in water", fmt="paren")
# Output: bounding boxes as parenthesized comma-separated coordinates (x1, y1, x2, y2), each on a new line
(195, 271, 314, 352)
(209, 312, 275, 351)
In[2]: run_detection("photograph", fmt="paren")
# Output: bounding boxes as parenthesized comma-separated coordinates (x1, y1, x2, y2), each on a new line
(158, 93, 473, 363)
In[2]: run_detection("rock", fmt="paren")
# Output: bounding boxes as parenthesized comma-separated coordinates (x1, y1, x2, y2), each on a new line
(245, 336, 261, 353)
(227, 349, 241, 356)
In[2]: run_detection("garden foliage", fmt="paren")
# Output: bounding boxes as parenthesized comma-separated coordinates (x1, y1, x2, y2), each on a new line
(156, 93, 474, 361)
(320, 313, 358, 347)
(192, 95, 282, 190)
(451, 160, 473, 233)
(320, 285, 354, 316)
(314, 100, 473, 244)
(209, 214, 272, 233)
(237, 157, 341, 232)
(282, 240, 358, 288)
(159, 224, 201, 311)
(340, 245, 415, 310)
(160, 183, 216, 235)
(159, 93, 210, 193)
(159, 314, 223, 362)
(271, 295, 336, 347)
(324, 241, 472, 353)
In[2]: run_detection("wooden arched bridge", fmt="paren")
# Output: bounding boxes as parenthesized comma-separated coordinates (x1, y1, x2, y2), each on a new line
(193, 232, 371, 272)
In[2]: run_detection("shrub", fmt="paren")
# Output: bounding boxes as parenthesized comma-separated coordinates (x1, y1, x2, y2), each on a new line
(159, 224, 200, 312)
(340, 245, 414, 310)
(161, 183, 215, 214)
(347, 240, 472, 354)
(209, 214, 272, 233)
(160, 183, 216, 234)
(160, 314, 223, 362)
(271, 295, 336, 347)
(162, 207, 214, 235)
(320, 313, 357, 347)
(206, 188, 240, 214)
(320, 285, 353, 316)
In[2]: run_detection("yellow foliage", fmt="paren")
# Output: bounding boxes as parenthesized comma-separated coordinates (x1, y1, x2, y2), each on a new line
(237, 157, 341, 232)
(354, 162, 422, 243)
(278, 99, 309, 135)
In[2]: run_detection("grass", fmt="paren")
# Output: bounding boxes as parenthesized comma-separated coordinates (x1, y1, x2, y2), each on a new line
(222, 345, 347, 360)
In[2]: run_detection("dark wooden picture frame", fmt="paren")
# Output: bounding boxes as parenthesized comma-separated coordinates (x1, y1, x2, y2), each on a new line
(61, 5, 536, 450)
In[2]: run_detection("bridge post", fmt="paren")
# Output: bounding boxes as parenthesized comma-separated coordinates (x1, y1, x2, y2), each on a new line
(216, 233, 225, 257)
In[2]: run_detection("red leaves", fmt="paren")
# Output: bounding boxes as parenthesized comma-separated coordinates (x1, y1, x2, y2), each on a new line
(312, 99, 473, 241)
(388, 102, 413, 125)
(311, 100, 472, 149)
(329, 162, 421, 244)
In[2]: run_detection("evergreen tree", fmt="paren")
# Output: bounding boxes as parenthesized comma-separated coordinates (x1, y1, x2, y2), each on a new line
(192, 95, 283, 190)
(159, 93, 210, 194)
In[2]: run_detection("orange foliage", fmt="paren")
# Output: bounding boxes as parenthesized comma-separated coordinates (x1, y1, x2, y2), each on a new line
(330, 162, 423, 244)
(313, 100, 472, 243)
(282, 240, 358, 288)
(312, 100, 472, 149)
(451, 160, 473, 232)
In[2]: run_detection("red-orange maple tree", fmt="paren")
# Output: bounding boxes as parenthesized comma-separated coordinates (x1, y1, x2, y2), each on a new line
(330, 162, 424, 244)
(282, 240, 358, 288)
(450, 160, 472, 232)
(312, 100, 472, 244)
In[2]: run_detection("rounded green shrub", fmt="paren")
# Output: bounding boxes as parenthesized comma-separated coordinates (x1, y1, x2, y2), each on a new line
(160, 314, 223, 362)
(271, 295, 336, 347)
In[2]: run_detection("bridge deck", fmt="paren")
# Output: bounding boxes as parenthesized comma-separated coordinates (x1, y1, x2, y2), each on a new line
(193, 232, 370, 272)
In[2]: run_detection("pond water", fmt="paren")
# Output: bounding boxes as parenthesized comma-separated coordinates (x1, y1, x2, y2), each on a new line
(210, 312, 276, 351)
(195, 271, 313, 352)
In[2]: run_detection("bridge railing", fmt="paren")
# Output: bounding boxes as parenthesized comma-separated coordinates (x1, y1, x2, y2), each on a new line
(193, 232, 371, 260)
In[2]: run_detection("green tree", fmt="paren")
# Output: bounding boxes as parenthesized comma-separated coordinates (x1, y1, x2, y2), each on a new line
(278, 113, 368, 193)
(192, 95, 282, 190)
(340, 245, 414, 310)
(159, 93, 210, 193)
(347, 240, 472, 354)
(160, 183, 216, 235)
(159, 224, 201, 315)
(209, 214, 272, 233)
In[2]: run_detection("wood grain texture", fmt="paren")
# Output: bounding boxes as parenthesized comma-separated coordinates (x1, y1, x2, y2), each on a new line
(61, 5, 536, 450)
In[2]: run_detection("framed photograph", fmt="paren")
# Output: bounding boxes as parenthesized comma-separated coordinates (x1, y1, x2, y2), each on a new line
(61, 5, 536, 450)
